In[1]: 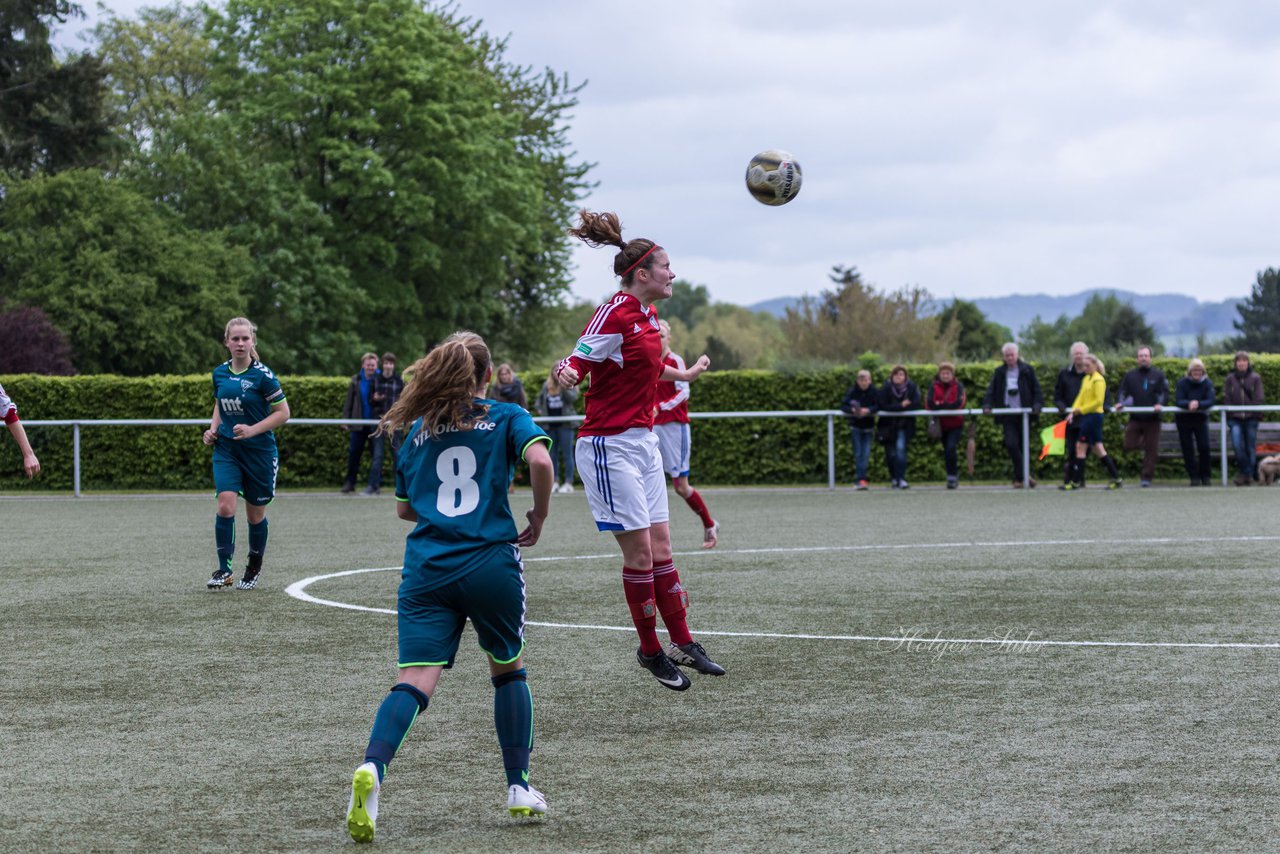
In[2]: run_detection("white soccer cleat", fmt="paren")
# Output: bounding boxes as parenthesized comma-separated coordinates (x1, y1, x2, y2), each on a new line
(702, 520, 719, 550)
(507, 783, 548, 818)
(347, 762, 380, 843)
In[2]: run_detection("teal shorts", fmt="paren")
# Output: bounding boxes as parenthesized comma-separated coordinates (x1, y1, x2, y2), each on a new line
(212, 439, 279, 506)
(397, 548, 527, 668)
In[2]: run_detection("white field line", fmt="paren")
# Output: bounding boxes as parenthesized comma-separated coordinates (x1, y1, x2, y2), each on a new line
(283, 559, 1280, 652)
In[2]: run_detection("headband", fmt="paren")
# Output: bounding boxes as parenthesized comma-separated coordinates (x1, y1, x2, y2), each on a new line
(619, 243, 662, 279)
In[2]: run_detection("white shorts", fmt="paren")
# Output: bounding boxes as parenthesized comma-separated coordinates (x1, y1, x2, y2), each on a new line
(653, 421, 691, 479)
(575, 428, 670, 532)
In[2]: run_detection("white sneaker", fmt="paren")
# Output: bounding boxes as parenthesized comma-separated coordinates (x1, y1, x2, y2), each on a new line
(507, 783, 547, 818)
(347, 762, 380, 843)
(563, 483, 574, 493)
(702, 520, 719, 550)
(552, 482, 562, 493)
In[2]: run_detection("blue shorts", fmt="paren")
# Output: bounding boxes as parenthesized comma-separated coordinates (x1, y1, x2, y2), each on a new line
(212, 439, 278, 506)
(397, 546, 527, 668)
(1077, 413, 1104, 445)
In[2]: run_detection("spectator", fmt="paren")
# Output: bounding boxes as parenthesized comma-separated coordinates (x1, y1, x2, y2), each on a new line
(488, 364, 528, 410)
(1053, 342, 1091, 489)
(1174, 358, 1215, 486)
(1063, 354, 1124, 490)
(535, 373, 579, 493)
(925, 361, 966, 489)
(840, 369, 879, 490)
(0, 382, 40, 479)
(877, 364, 920, 489)
(1114, 345, 1169, 487)
(369, 352, 406, 494)
(982, 343, 1043, 488)
(341, 352, 380, 495)
(1223, 350, 1265, 486)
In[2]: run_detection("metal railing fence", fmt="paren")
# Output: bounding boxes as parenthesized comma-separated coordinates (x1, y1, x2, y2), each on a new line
(20, 406, 1280, 496)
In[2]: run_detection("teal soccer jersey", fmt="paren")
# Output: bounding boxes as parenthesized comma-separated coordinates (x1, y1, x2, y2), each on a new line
(212, 360, 286, 451)
(395, 400, 549, 594)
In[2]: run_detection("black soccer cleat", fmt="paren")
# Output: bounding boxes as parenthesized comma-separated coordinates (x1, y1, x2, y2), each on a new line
(207, 569, 234, 589)
(665, 641, 727, 676)
(236, 564, 262, 590)
(636, 648, 691, 691)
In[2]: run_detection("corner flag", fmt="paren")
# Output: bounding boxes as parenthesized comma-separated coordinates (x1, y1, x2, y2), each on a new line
(1039, 420, 1067, 460)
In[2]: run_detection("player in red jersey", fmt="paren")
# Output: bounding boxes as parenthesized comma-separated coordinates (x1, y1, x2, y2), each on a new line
(553, 210, 725, 690)
(654, 320, 718, 548)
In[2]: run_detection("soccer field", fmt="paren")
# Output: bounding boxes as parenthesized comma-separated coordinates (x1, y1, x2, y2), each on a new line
(3, 486, 1278, 852)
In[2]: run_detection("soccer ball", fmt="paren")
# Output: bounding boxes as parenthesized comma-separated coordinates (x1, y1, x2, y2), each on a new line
(745, 149, 802, 206)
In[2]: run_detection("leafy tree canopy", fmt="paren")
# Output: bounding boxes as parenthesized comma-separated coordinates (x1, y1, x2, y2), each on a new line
(0, 299, 76, 374)
(936, 299, 1012, 361)
(0, 169, 250, 375)
(1018, 292, 1161, 362)
(779, 265, 958, 365)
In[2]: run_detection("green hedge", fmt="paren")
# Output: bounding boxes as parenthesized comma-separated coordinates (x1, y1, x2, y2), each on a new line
(4, 355, 1279, 490)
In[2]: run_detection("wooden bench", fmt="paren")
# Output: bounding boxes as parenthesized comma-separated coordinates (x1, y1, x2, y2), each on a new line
(1156, 420, 1280, 462)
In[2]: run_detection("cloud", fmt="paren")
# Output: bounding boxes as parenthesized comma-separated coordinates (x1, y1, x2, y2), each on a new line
(62, 0, 1280, 307)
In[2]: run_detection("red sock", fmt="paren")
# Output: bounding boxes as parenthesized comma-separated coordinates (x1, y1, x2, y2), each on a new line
(622, 566, 661, 655)
(683, 489, 714, 529)
(652, 560, 693, 646)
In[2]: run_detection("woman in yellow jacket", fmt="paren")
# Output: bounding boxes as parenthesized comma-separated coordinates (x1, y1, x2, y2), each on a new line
(1062, 354, 1123, 490)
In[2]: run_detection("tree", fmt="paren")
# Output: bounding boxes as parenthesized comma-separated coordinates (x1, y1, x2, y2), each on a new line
(673, 304, 784, 370)
(92, 2, 213, 160)
(169, 0, 591, 372)
(0, 169, 250, 375)
(1018, 293, 1160, 361)
(1232, 268, 1280, 353)
(779, 265, 958, 364)
(662, 280, 712, 328)
(0, 300, 75, 374)
(0, 0, 115, 179)
(936, 299, 1011, 361)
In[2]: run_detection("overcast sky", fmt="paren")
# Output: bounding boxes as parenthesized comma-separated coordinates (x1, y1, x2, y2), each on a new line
(64, 1, 1280, 308)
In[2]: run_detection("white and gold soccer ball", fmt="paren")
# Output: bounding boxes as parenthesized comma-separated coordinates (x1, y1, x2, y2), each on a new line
(745, 149, 802, 206)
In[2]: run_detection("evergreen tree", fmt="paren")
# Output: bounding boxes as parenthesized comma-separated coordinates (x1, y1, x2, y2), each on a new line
(1232, 268, 1280, 353)
(0, 1, 115, 179)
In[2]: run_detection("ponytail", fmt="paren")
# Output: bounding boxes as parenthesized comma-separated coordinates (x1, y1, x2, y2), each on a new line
(380, 332, 491, 439)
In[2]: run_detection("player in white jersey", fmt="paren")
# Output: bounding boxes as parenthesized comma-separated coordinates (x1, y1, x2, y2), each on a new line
(553, 210, 725, 690)
(653, 320, 718, 548)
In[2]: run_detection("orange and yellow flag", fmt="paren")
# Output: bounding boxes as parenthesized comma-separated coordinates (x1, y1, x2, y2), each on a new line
(1039, 420, 1067, 459)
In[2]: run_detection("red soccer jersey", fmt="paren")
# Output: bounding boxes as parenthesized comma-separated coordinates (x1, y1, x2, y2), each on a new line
(653, 352, 690, 426)
(555, 292, 664, 437)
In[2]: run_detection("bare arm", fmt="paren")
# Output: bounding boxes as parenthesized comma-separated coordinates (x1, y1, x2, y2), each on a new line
(659, 354, 710, 383)
(396, 498, 418, 523)
(202, 403, 222, 446)
(517, 440, 554, 547)
(5, 419, 40, 478)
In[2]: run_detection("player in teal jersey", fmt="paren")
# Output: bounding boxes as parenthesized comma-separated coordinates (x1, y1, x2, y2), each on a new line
(201, 317, 290, 590)
(345, 331, 554, 843)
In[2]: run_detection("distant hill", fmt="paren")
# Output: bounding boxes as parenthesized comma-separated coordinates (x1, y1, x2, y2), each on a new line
(747, 289, 1242, 350)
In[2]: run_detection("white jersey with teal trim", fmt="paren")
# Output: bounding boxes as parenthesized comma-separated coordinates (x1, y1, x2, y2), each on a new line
(395, 400, 549, 594)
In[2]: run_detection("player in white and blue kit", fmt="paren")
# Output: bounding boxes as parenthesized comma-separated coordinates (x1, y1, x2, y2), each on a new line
(345, 332, 554, 843)
(201, 317, 290, 590)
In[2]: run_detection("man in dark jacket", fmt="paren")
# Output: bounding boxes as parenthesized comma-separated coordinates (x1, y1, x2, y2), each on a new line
(1113, 345, 1168, 487)
(982, 343, 1044, 487)
(840, 369, 880, 489)
(369, 352, 406, 492)
(1053, 341, 1091, 488)
(341, 352, 379, 494)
